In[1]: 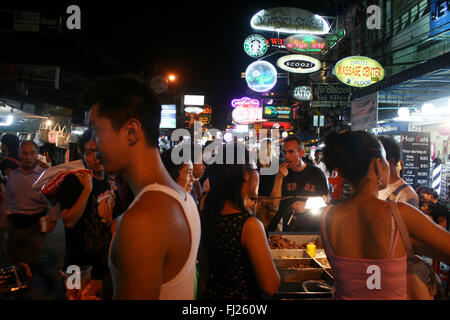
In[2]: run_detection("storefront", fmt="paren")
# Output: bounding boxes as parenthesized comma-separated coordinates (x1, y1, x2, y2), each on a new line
(352, 51, 450, 205)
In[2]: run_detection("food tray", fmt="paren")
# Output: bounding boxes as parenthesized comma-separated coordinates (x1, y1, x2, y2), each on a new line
(274, 258, 325, 282)
(269, 233, 324, 250)
(270, 249, 310, 259)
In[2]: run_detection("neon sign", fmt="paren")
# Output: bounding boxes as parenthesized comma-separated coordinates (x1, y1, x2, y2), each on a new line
(232, 107, 264, 124)
(263, 106, 292, 121)
(277, 54, 322, 73)
(333, 56, 384, 87)
(292, 86, 312, 101)
(284, 34, 328, 54)
(245, 61, 277, 93)
(250, 7, 330, 34)
(243, 34, 268, 58)
(231, 97, 260, 108)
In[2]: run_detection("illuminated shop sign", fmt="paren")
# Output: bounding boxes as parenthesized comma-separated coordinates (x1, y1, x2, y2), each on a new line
(184, 106, 204, 114)
(201, 104, 213, 115)
(277, 54, 322, 73)
(197, 115, 211, 125)
(267, 38, 286, 48)
(292, 86, 312, 101)
(160, 104, 176, 129)
(245, 61, 277, 93)
(263, 105, 292, 121)
(231, 97, 260, 108)
(284, 34, 328, 54)
(250, 7, 330, 34)
(232, 106, 264, 124)
(262, 121, 291, 130)
(184, 95, 204, 106)
(243, 34, 268, 58)
(333, 56, 384, 87)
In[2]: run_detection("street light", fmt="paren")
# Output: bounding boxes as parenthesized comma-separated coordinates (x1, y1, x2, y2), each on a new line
(168, 74, 176, 82)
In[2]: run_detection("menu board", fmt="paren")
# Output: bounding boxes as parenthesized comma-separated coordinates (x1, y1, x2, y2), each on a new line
(393, 132, 430, 187)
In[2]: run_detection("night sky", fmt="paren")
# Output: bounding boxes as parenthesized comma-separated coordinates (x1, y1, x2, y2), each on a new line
(5, 1, 355, 129)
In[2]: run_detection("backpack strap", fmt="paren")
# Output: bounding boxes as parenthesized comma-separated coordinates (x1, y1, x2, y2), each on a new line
(385, 183, 409, 202)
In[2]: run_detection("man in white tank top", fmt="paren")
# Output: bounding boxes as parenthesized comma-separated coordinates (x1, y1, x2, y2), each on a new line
(85, 75, 201, 299)
(377, 136, 419, 208)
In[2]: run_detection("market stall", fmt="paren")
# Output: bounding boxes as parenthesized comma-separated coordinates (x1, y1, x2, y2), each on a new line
(255, 196, 335, 299)
(269, 233, 334, 300)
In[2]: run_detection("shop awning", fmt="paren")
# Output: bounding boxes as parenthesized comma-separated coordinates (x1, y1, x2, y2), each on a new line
(351, 51, 450, 103)
(350, 51, 450, 121)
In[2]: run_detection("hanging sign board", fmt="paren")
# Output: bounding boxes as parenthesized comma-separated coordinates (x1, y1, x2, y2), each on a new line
(351, 93, 378, 131)
(392, 132, 430, 187)
(277, 54, 322, 74)
(245, 61, 277, 92)
(263, 105, 292, 121)
(250, 7, 330, 34)
(243, 34, 268, 58)
(312, 84, 356, 102)
(232, 107, 264, 124)
(284, 34, 329, 54)
(292, 86, 312, 101)
(262, 122, 291, 130)
(333, 56, 384, 87)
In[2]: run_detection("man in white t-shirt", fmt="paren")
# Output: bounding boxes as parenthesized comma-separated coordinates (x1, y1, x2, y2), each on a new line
(377, 136, 419, 207)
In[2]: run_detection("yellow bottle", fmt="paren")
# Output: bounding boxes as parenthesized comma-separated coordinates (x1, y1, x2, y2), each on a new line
(306, 242, 316, 258)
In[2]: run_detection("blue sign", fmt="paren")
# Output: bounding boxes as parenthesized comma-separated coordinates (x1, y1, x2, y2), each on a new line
(431, 0, 450, 36)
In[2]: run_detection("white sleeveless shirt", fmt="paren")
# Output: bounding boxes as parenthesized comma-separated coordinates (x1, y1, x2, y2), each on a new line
(108, 183, 201, 300)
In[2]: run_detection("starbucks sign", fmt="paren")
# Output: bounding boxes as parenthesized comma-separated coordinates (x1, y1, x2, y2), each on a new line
(243, 34, 268, 58)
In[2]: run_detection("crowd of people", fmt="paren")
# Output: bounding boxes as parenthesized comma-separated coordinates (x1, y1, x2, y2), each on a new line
(0, 74, 449, 300)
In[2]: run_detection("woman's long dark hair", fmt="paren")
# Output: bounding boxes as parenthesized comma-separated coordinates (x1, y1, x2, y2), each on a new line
(323, 130, 383, 187)
(201, 143, 255, 243)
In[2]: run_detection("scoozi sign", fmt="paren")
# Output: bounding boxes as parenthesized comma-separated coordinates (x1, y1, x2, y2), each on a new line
(333, 56, 384, 87)
(250, 7, 330, 34)
(277, 54, 322, 74)
(284, 34, 329, 54)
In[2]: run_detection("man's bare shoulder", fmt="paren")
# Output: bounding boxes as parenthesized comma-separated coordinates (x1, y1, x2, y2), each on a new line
(119, 191, 185, 230)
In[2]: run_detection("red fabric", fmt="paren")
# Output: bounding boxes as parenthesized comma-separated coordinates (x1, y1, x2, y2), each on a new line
(328, 169, 345, 201)
(41, 169, 92, 201)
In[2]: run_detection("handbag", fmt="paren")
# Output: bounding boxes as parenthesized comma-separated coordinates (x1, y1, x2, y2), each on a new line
(38, 121, 51, 144)
(55, 125, 71, 149)
(389, 201, 440, 300)
(48, 123, 62, 144)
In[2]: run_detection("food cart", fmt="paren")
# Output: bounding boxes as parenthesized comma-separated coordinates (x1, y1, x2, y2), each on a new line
(256, 196, 335, 299)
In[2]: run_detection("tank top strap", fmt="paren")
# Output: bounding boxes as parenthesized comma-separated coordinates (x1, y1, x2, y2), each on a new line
(387, 208, 401, 259)
(320, 205, 335, 255)
(128, 183, 187, 210)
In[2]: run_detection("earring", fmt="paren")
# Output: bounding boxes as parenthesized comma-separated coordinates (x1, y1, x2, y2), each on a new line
(377, 176, 384, 187)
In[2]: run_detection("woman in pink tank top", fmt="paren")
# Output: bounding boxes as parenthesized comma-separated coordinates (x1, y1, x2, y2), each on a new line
(321, 131, 450, 300)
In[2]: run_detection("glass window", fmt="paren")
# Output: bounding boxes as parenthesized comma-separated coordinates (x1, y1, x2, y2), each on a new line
(401, 11, 410, 29)
(410, 3, 419, 22)
(418, 0, 429, 18)
(394, 16, 400, 34)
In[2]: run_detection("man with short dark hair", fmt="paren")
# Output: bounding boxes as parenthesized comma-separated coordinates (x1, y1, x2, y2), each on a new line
(269, 137, 329, 232)
(58, 129, 123, 298)
(85, 74, 200, 300)
(377, 136, 419, 207)
(1, 141, 58, 263)
(0, 141, 60, 298)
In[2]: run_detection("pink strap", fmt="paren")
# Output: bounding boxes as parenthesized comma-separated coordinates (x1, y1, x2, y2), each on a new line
(320, 205, 335, 255)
